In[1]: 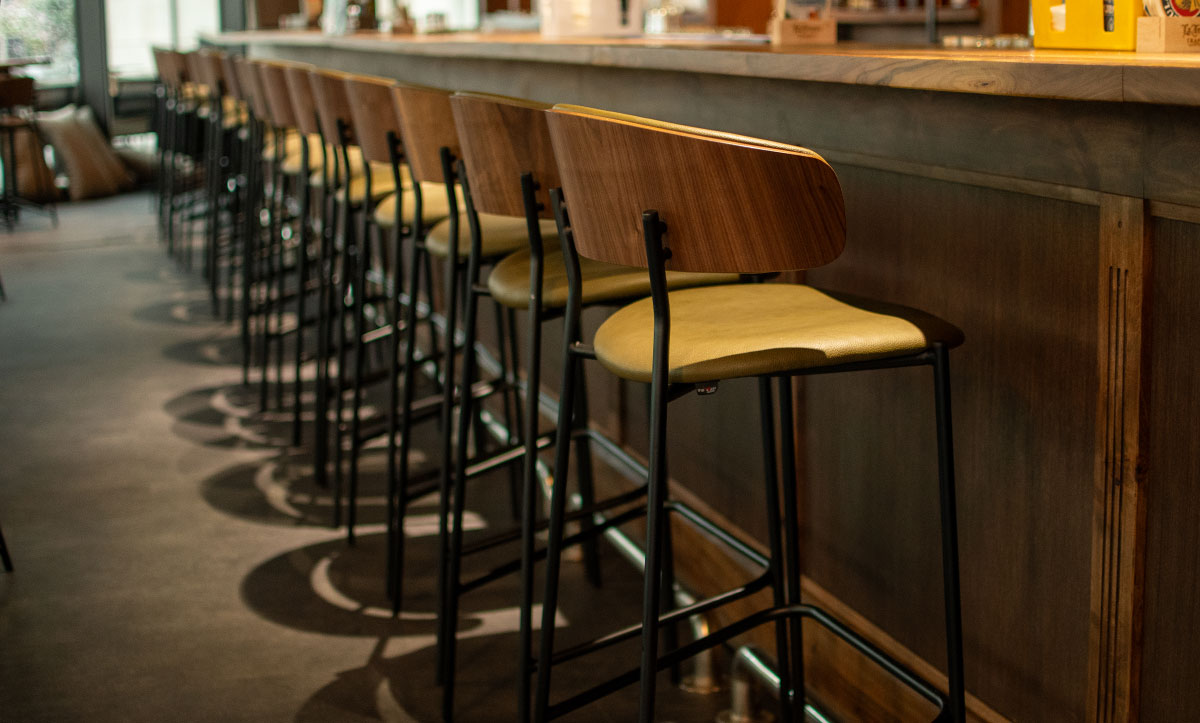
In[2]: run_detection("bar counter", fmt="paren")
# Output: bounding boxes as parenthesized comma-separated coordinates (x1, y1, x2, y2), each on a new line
(211, 30, 1200, 723)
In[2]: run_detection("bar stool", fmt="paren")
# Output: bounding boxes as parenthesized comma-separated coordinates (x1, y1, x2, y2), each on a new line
(535, 105, 968, 722)
(279, 61, 325, 448)
(216, 52, 251, 325)
(152, 49, 188, 250)
(443, 91, 740, 723)
(179, 51, 217, 268)
(225, 56, 271, 393)
(255, 60, 323, 415)
(151, 48, 172, 237)
(230, 57, 277, 394)
(341, 75, 535, 576)
(189, 50, 239, 316)
(308, 68, 403, 533)
(336, 72, 438, 542)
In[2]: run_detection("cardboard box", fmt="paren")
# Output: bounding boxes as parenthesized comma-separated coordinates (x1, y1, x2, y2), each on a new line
(1137, 16, 1200, 53)
(770, 16, 838, 46)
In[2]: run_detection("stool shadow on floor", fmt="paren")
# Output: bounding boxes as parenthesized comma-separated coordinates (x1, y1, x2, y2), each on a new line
(132, 296, 226, 326)
(123, 265, 181, 284)
(164, 382, 297, 449)
(286, 542, 723, 723)
(161, 333, 244, 367)
(199, 449, 398, 528)
(239, 530, 470, 639)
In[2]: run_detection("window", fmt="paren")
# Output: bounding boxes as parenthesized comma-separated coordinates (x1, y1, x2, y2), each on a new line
(104, 0, 219, 79)
(406, 0, 481, 30)
(0, 0, 79, 86)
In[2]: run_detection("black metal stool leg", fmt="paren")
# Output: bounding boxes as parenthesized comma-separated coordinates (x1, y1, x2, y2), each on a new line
(442, 193, 487, 722)
(434, 250, 461, 662)
(533, 290, 582, 723)
(240, 120, 261, 388)
(429, 151, 460, 675)
(758, 377, 796, 723)
(572, 365, 603, 588)
(291, 151, 312, 448)
(517, 173, 546, 723)
(313, 154, 338, 491)
(346, 185, 373, 544)
(777, 376, 806, 719)
(331, 210, 352, 529)
(391, 230, 425, 615)
(933, 343, 966, 722)
(260, 138, 284, 412)
(636, 210, 672, 723)
(497, 302, 523, 521)
(384, 136, 408, 601)
(331, 136, 357, 529)
(0, 520, 12, 572)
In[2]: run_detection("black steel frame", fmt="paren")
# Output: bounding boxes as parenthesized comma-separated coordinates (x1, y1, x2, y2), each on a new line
(0, 518, 12, 572)
(434, 161, 622, 723)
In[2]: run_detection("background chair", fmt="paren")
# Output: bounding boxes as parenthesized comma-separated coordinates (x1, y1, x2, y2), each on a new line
(0, 75, 58, 231)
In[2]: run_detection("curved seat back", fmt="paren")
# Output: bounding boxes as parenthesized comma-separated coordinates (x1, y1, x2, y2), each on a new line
(546, 105, 845, 274)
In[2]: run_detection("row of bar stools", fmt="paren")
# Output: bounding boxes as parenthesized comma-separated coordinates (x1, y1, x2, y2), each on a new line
(255, 60, 323, 416)
(310, 68, 407, 535)
(341, 76, 461, 551)
(152, 48, 201, 259)
(444, 91, 742, 723)
(151, 51, 970, 723)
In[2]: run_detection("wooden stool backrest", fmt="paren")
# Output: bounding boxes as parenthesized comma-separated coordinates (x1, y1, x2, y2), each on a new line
(450, 92, 557, 220)
(153, 49, 187, 91)
(151, 49, 173, 88)
(257, 61, 297, 129)
(392, 83, 459, 186)
(308, 68, 357, 146)
(341, 73, 401, 165)
(281, 63, 321, 137)
(546, 105, 846, 274)
(182, 52, 207, 98)
(219, 54, 245, 102)
(233, 57, 269, 122)
(192, 50, 226, 99)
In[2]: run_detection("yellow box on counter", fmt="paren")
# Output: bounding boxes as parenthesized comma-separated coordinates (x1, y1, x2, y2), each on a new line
(1137, 16, 1200, 51)
(1031, 0, 1142, 49)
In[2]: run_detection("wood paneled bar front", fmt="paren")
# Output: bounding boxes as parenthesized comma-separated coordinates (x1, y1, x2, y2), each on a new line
(206, 30, 1200, 723)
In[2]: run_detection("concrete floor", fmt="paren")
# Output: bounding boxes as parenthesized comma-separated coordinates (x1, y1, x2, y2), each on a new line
(0, 194, 726, 723)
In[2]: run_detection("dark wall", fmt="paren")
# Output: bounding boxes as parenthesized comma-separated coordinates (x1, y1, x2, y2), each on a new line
(74, 0, 111, 131)
(222, 0, 248, 31)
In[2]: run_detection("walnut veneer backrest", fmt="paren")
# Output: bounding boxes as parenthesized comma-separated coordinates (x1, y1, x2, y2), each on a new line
(257, 61, 298, 129)
(233, 57, 269, 121)
(391, 83, 461, 186)
(307, 67, 357, 146)
(546, 105, 846, 273)
(281, 62, 320, 137)
(341, 73, 402, 165)
(449, 92, 557, 220)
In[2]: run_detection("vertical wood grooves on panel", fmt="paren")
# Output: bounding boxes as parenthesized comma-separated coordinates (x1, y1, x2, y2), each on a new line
(1087, 195, 1150, 723)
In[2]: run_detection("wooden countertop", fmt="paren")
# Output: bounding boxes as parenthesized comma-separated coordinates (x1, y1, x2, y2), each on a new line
(208, 29, 1200, 107)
